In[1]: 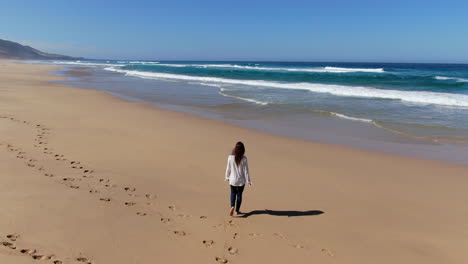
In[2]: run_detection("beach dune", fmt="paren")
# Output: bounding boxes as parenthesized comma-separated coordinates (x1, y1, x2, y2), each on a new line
(1, 61, 468, 264)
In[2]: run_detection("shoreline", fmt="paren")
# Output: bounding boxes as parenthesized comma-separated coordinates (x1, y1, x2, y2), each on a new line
(2, 60, 468, 264)
(56, 64, 468, 165)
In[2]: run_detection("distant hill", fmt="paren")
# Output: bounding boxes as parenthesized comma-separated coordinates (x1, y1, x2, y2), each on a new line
(0, 38, 83, 60)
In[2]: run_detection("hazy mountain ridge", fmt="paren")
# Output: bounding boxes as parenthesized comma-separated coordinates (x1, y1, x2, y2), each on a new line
(0, 39, 83, 60)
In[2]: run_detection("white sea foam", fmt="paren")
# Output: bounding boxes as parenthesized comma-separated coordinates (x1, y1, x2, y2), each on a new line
(153, 64, 384, 73)
(187, 82, 223, 88)
(185, 82, 268, 105)
(219, 91, 269, 105)
(329, 112, 374, 123)
(104, 67, 468, 108)
(54, 60, 161, 66)
(434, 76, 468, 82)
(156, 63, 188, 67)
(128, 61, 160, 64)
(321, 66, 384, 73)
(218, 88, 269, 105)
(51, 61, 122, 67)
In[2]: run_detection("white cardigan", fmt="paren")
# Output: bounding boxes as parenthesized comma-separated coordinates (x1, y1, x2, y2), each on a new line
(225, 155, 252, 186)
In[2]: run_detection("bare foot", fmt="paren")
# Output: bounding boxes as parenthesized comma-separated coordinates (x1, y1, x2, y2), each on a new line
(229, 207, 234, 216)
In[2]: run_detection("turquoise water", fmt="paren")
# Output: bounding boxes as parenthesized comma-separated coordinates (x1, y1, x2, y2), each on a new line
(51, 60, 468, 144)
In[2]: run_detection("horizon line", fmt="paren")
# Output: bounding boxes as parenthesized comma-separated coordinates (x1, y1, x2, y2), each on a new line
(74, 58, 468, 65)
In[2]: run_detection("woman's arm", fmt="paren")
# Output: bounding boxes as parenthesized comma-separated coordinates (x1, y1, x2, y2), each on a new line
(244, 157, 252, 185)
(225, 156, 231, 181)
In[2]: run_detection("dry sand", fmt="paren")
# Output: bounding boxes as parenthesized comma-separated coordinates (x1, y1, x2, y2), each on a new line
(0, 61, 468, 264)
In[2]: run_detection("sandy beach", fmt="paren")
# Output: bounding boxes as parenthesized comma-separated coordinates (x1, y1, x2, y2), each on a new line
(1, 61, 468, 264)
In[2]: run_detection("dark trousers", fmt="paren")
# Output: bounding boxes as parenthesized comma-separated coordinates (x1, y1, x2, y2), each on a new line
(230, 185, 245, 213)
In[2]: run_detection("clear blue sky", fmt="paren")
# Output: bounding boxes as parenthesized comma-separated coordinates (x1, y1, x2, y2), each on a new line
(1, 0, 467, 62)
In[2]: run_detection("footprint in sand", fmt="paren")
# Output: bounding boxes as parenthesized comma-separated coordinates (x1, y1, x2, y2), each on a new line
(89, 189, 99, 194)
(200, 216, 207, 219)
(227, 246, 238, 255)
(76, 257, 93, 263)
(70, 185, 80, 189)
(202, 240, 214, 247)
(233, 233, 239, 239)
(145, 194, 156, 200)
(124, 202, 136, 206)
(2, 241, 16, 249)
(136, 212, 147, 216)
(6, 234, 20, 241)
(173, 230, 186, 236)
(44, 173, 54, 177)
(32, 255, 53, 260)
(274, 233, 305, 249)
(212, 223, 223, 229)
(99, 178, 109, 183)
(62, 178, 75, 182)
(248, 233, 261, 239)
(160, 218, 171, 224)
(100, 198, 111, 202)
(321, 248, 335, 257)
(53, 261, 63, 264)
(215, 256, 228, 263)
(20, 249, 37, 255)
(168, 205, 176, 211)
(177, 213, 191, 218)
(124, 187, 136, 192)
(226, 220, 237, 227)
(273, 233, 286, 239)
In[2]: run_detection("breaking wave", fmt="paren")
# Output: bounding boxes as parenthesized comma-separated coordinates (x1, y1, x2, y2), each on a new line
(104, 67, 468, 108)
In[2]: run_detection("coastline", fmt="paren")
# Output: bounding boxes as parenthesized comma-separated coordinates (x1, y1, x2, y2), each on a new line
(55, 64, 468, 165)
(2, 61, 468, 264)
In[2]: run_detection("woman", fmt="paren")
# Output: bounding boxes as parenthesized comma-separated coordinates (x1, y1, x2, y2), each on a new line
(225, 141, 252, 216)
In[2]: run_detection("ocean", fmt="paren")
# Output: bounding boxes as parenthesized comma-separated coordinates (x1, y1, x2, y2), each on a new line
(43, 60, 468, 163)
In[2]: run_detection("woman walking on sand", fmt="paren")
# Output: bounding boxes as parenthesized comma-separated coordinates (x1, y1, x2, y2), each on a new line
(225, 141, 252, 216)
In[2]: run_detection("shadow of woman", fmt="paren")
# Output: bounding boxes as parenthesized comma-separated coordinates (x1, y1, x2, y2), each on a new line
(239, 209, 324, 218)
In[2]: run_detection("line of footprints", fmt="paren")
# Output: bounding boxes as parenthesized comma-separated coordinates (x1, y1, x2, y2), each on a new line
(0, 115, 332, 263)
(1, 233, 92, 264)
(0, 115, 240, 263)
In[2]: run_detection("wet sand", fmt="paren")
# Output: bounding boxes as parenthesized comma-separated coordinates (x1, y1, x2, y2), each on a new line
(57, 65, 468, 165)
(1, 61, 468, 264)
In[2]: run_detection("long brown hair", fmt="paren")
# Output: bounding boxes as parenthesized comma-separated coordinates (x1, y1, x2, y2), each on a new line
(231, 141, 245, 166)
